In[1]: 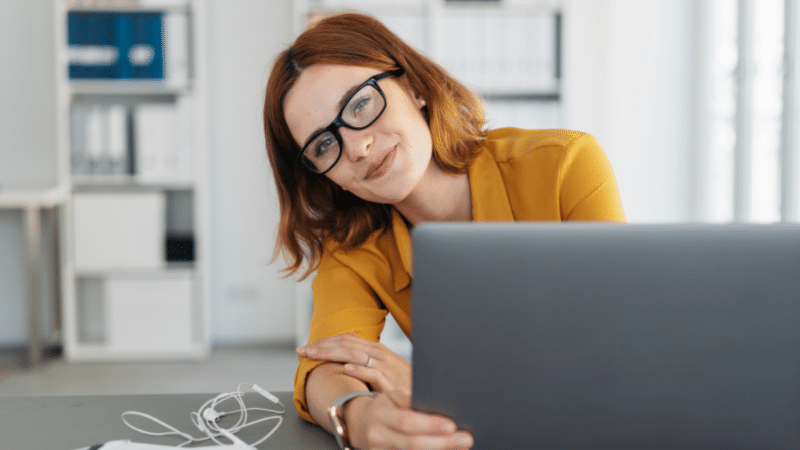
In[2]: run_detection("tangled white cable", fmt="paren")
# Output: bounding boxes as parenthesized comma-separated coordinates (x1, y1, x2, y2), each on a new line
(121, 383, 285, 448)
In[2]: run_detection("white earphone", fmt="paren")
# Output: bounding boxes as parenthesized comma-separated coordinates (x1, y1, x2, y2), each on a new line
(122, 383, 285, 448)
(202, 408, 221, 422)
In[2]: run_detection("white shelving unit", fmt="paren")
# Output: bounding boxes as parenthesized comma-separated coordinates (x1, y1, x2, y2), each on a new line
(56, 0, 210, 361)
(291, 0, 562, 361)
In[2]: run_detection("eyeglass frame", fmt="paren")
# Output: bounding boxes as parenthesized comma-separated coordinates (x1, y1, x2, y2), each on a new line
(294, 68, 405, 175)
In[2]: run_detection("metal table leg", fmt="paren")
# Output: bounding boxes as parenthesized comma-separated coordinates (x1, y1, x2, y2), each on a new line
(23, 206, 41, 366)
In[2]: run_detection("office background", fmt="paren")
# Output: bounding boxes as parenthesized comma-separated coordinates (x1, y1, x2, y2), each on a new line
(0, 0, 797, 357)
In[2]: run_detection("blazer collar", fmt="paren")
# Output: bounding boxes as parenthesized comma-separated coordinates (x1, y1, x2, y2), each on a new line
(390, 149, 513, 293)
(391, 208, 413, 293)
(468, 149, 515, 221)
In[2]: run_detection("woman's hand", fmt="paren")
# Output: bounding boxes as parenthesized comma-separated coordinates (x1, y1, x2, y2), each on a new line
(298, 333, 411, 394)
(348, 389, 473, 450)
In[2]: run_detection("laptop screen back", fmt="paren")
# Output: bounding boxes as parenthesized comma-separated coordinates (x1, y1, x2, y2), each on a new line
(411, 223, 800, 449)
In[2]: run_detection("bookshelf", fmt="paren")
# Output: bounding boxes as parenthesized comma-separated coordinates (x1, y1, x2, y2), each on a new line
(56, 0, 210, 361)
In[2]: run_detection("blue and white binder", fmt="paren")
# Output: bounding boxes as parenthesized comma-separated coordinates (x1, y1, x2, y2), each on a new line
(68, 12, 165, 80)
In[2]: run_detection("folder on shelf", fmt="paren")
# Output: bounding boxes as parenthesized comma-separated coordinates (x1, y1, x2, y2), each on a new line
(163, 11, 190, 88)
(106, 104, 129, 175)
(70, 100, 192, 182)
(68, 12, 165, 80)
(68, 10, 189, 87)
(70, 104, 91, 175)
(70, 103, 131, 177)
(134, 101, 192, 184)
(85, 104, 105, 171)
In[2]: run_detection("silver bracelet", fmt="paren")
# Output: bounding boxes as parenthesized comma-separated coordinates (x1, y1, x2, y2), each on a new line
(328, 391, 376, 450)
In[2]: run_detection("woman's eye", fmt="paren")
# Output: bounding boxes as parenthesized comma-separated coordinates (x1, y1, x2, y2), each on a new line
(315, 136, 336, 157)
(351, 95, 373, 117)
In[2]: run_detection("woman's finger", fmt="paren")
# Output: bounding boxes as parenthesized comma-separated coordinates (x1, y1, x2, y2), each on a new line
(299, 333, 412, 393)
(314, 332, 382, 352)
(367, 395, 472, 450)
(298, 333, 381, 362)
(357, 393, 470, 450)
(366, 425, 473, 450)
(377, 397, 455, 435)
(384, 388, 411, 408)
(299, 343, 370, 364)
(343, 363, 392, 391)
(298, 345, 376, 369)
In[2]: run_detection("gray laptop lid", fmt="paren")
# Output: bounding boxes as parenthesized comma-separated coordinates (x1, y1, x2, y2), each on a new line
(411, 223, 800, 449)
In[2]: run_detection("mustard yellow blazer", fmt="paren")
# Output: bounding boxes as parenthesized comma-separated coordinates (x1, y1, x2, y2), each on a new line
(294, 128, 626, 422)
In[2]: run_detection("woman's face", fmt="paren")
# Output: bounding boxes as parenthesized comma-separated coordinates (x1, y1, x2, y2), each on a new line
(283, 64, 432, 205)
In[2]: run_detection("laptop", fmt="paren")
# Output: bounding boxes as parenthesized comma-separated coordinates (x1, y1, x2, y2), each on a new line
(411, 223, 800, 449)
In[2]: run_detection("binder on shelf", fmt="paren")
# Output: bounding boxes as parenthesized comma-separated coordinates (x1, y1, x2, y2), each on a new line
(69, 12, 164, 80)
(85, 104, 105, 171)
(70, 103, 131, 177)
(106, 104, 129, 174)
(70, 99, 193, 183)
(68, 10, 189, 87)
(163, 11, 190, 88)
(70, 104, 91, 175)
(66, 0, 189, 8)
(134, 100, 193, 184)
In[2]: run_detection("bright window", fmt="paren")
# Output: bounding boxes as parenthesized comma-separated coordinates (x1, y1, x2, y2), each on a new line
(706, 0, 799, 223)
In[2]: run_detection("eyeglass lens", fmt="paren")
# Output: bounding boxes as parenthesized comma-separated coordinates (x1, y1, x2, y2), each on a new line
(302, 83, 386, 173)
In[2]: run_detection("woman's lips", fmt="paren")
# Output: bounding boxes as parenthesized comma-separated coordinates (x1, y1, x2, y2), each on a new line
(364, 146, 396, 181)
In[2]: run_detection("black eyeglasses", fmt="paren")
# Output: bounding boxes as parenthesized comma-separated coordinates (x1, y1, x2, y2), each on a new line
(295, 68, 405, 174)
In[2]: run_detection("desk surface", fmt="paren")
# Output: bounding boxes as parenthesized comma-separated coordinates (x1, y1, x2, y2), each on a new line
(0, 184, 68, 208)
(0, 391, 336, 449)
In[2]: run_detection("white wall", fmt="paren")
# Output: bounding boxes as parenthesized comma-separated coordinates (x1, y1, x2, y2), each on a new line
(204, 0, 297, 344)
(562, 0, 696, 223)
(0, 0, 59, 347)
(0, 1, 59, 190)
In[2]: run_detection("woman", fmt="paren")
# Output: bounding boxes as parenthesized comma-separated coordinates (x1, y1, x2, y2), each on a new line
(263, 13, 625, 450)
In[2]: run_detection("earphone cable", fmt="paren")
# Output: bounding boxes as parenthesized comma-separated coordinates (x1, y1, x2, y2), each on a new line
(122, 382, 285, 448)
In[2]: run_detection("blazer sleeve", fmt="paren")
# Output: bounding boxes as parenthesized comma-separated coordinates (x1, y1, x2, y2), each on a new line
(558, 133, 626, 222)
(293, 250, 388, 424)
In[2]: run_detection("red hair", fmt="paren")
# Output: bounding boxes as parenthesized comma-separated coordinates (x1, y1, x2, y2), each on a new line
(263, 13, 487, 279)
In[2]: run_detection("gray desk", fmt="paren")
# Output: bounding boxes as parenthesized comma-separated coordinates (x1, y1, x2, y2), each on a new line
(0, 391, 337, 449)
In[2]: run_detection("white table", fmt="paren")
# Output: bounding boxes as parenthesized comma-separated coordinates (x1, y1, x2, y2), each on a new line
(0, 185, 68, 366)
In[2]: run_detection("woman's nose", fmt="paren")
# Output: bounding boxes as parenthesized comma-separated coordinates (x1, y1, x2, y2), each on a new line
(340, 128, 373, 162)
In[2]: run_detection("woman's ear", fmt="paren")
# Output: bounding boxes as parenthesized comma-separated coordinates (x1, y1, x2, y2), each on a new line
(411, 92, 427, 110)
(412, 92, 427, 110)
(397, 74, 427, 110)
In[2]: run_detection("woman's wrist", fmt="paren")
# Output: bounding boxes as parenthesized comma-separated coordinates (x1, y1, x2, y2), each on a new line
(328, 390, 376, 450)
(342, 395, 374, 449)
